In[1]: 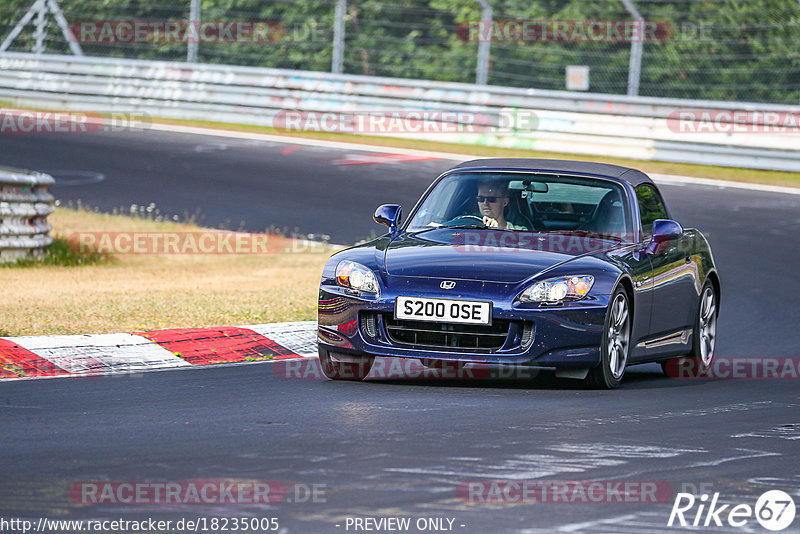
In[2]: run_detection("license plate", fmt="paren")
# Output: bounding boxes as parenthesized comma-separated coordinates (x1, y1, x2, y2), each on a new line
(395, 296, 492, 325)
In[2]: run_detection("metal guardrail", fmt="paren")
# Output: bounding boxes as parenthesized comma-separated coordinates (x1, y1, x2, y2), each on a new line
(0, 52, 798, 172)
(0, 165, 54, 263)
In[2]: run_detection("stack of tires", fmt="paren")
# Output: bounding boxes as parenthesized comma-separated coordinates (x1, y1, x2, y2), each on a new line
(0, 166, 54, 263)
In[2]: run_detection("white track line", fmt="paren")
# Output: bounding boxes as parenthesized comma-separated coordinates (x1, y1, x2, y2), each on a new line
(147, 122, 468, 160)
(147, 121, 800, 196)
(650, 173, 800, 196)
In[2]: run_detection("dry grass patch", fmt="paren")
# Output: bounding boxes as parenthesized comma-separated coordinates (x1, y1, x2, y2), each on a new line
(1, 208, 335, 336)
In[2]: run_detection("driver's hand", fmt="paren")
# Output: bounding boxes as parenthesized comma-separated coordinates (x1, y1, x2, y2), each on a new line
(482, 216, 499, 228)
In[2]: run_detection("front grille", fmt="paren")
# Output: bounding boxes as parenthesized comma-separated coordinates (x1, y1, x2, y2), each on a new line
(383, 315, 511, 351)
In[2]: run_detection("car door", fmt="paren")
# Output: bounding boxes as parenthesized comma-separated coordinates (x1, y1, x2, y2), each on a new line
(636, 184, 697, 339)
(612, 242, 654, 362)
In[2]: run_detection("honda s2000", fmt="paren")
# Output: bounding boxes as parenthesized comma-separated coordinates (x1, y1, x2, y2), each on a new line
(317, 159, 720, 389)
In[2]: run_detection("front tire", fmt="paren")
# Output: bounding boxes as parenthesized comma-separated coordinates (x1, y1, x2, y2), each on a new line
(319, 348, 374, 381)
(693, 282, 718, 369)
(586, 287, 631, 389)
(661, 280, 718, 377)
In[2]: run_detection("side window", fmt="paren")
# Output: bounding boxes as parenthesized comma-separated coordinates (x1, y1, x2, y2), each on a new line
(635, 184, 668, 237)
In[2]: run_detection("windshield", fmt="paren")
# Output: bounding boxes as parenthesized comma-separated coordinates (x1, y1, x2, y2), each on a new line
(406, 172, 631, 236)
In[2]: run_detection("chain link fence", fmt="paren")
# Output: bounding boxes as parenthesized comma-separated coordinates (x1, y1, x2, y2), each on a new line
(1, 0, 798, 104)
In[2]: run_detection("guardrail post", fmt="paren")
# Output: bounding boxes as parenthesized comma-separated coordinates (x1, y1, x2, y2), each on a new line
(475, 0, 492, 86)
(332, 0, 346, 74)
(621, 0, 643, 96)
(0, 167, 55, 263)
(187, 0, 200, 62)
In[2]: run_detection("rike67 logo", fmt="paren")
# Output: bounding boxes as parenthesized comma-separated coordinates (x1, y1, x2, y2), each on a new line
(668, 490, 796, 531)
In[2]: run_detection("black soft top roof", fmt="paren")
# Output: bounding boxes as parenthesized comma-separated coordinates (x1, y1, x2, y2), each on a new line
(450, 158, 653, 187)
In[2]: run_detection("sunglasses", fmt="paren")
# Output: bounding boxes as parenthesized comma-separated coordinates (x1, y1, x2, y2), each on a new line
(476, 195, 502, 203)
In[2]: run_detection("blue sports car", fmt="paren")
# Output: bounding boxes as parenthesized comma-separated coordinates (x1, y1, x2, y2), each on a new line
(317, 159, 720, 388)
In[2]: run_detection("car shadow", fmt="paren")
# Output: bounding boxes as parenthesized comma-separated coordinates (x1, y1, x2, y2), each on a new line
(361, 361, 707, 391)
(277, 357, 712, 391)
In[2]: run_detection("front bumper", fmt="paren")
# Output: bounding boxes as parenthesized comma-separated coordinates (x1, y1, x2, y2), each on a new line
(318, 284, 609, 368)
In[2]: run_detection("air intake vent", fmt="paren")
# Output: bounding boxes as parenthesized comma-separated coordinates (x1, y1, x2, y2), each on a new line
(360, 312, 378, 338)
(383, 315, 510, 351)
(521, 322, 535, 348)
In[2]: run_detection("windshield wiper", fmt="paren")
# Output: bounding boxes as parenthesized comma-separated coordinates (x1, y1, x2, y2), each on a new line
(441, 223, 489, 229)
(545, 230, 626, 242)
(410, 222, 489, 236)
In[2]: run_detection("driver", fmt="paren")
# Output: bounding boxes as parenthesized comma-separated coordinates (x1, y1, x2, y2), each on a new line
(477, 180, 526, 230)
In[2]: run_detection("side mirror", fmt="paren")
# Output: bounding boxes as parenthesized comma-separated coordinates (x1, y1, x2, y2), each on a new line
(374, 204, 402, 232)
(647, 219, 683, 254)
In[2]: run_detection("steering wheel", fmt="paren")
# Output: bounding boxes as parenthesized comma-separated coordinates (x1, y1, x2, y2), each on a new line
(444, 215, 485, 226)
(516, 212, 545, 231)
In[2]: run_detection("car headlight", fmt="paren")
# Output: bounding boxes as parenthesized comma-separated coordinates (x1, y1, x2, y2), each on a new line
(336, 260, 380, 296)
(518, 275, 594, 303)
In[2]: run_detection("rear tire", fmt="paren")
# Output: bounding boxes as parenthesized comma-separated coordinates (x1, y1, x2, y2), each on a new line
(319, 348, 374, 381)
(586, 287, 631, 389)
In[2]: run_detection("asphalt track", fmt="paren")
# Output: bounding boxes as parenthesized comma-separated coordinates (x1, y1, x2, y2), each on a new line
(0, 130, 448, 244)
(1, 129, 800, 533)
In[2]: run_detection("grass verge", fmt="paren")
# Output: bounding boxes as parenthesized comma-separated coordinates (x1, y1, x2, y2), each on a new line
(3, 237, 107, 268)
(0, 207, 334, 337)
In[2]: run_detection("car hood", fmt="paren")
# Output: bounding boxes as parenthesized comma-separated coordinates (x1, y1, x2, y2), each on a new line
(384, 230, 620, 283)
